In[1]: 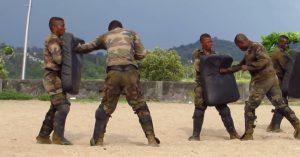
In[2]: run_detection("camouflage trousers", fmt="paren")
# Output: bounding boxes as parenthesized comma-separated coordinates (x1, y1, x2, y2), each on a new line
(246, 76, 289, 121)
(43, 70, 67, 105)
(99, 69, 146, 115)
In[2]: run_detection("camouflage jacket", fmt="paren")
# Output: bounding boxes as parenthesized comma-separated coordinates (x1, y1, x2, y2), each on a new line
(192, 49, 215, 83)
(76, 28, 146, 68)
(229, 42, 276, 81)
(43, 33, 63, 72)
(271, 46, 290, 80)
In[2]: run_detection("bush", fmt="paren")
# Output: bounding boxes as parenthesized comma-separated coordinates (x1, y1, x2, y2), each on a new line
(0, 45, 14, 79)
(140, 48, 184, 81)
(0, 90, 33, 100)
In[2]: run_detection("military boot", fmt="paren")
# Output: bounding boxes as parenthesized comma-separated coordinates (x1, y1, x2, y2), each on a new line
(241, 101, 258, 140)
(36, 104, 56, 144)
(52, 103, 72, 145)
(216, 105, 240, 140)
(266, 109, 283, 132)
(275, 104, 300, 139)
(137, 105, 160, 147)
(188, 107, 205, 141)
(90, 106, 109, 146)
(240, 119, 255, 141)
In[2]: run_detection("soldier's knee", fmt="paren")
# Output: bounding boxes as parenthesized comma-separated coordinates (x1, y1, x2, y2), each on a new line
(272, 98, 294, 115)
(95, 106, 109, 120)
(55, 103, 70, 116)
(135, 105, 152, 124)
(271, 97, 287, 109)
(50, 93, 67, 105)
(193, 107, 205, 119)
(244, 101, 257, 120)
(217, 105, 230, 117)
(135, 105, 150, 115)
(244, 101, 259, 112)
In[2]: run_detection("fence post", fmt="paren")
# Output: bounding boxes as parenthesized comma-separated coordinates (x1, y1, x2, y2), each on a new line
(0, 79, 2, 92)
(155, 81, 163, 100)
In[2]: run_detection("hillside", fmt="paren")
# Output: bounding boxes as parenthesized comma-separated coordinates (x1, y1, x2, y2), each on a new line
(0, 43, 106, 79)
(2, 38, 300, 79)
(173, 37, 300, 64)
(172, 37, 244, 64)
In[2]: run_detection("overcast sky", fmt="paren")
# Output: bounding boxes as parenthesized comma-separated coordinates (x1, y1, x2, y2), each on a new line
(1, 0, 300, 49)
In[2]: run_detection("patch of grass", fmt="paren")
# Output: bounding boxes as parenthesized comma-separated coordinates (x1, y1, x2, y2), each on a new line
(37, 93, 50, 101)
(0, 89, 33, 100)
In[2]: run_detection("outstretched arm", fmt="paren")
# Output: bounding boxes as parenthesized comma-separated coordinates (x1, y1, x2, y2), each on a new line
(220, 57, 245, 74)
(76, 35, 106, 54)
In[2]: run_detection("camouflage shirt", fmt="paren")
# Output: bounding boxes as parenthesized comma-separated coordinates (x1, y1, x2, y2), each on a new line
(192, 49, 215, 83)
(229, 42, 276, 81)
(271, 46, 290, 80)
(43, 33, 63, 72)
(76, 27, 146, 67)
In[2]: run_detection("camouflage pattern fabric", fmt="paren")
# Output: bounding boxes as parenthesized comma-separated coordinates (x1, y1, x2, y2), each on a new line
(229, 42, 276, 82)
(100, 69, 146, 115)
(228, 42, 297, 128)
(76, 28, 146, 67)
(271, 46, 290, 81)
(43, 33, 66, 105)
(192, 49, 215, 84)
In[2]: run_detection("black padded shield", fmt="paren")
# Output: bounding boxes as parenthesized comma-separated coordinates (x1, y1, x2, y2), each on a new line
(200, 55, 240, 105)
(61, 32, 84, 95)
(281, 51, 300, 98)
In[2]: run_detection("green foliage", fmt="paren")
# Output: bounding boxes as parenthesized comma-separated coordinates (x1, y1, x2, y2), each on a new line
(140, 48, 184, 81)
(3, 46, 14, 55)
(234, 71, 251, 84)
(261, 32, 300, 55)
(0, 89, 33, 100)
(0, 44, 14, 79)
(183, 64, 195, 80)
(81, 54, 106, 80)
(37, 93, 50, 101)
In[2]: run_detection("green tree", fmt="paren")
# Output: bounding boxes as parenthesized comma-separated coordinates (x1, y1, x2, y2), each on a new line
(140, 48, 184, 81)
(261, 32, 300, 55)
(0, 44, 14, 79)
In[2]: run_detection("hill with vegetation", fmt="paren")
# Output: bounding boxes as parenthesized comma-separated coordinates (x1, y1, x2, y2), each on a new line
(172, 37, 244, 64)
(0, 43, 106, 80)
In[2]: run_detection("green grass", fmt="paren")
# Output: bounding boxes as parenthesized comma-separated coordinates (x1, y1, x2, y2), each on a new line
(37, 93, 50, 101)
(0, 89, 33, 100)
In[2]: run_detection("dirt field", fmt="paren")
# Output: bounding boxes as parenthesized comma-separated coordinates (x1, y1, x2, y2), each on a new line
(1, 100, 300, 157)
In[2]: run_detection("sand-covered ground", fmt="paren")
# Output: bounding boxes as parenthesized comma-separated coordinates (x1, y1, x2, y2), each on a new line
(1, 100, 300, 157)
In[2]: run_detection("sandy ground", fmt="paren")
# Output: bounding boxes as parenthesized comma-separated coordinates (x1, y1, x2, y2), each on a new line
(1, 100, 300, 157)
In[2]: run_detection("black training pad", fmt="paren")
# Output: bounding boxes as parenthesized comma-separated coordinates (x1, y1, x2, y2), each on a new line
(61, 32, 84, 95)
(200, 55, 240, 105)
(281, 51, 300, 98)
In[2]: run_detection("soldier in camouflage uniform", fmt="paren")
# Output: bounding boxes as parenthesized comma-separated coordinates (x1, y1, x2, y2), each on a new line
(76, 20, 160, 147)
(220, 33, 300, 140)
(267, 35, 291, 132)
(36, 17, 72, 145)
(189, 33, 240, 141)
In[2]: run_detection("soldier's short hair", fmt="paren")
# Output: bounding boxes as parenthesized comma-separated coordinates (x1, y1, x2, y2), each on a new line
(108, 20, 123, 31)
(278, 35, 289, 42)
(234, 33, 248, 43)
(200, 33, 211, 42)
(49, 17, 64, 31)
